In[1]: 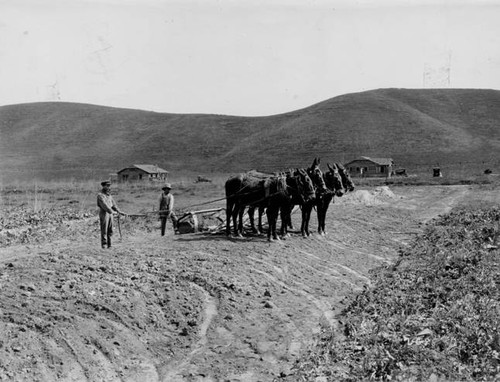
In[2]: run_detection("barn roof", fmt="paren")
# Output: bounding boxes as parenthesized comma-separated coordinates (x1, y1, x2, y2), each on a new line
(118, 164, 169, 174)
(345, 157, 394, 166)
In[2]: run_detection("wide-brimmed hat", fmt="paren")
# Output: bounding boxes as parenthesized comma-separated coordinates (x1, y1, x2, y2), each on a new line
(162, 183, 172, 190)
(101, 180, 112, 186)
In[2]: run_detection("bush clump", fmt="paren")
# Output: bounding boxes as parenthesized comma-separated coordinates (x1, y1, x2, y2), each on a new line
(293, 207, 500, 381)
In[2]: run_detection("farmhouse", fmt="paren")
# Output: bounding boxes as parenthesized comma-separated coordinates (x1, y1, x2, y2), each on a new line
(117, 164, 169, 182)
(345, 157, 394, 178)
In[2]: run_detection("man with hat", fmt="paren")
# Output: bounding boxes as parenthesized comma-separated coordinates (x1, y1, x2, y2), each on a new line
(159, 183, 179, 236)
(97, 180, 125, 249)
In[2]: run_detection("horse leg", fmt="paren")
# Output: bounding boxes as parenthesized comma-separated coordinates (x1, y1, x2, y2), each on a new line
(266, 209, 274, 241)
(285, 204, 294, 230)
(316, 198, 326, 235)
(319, 194, 333, 235)
(226, 199, 234, 236)
(279, 205, 290, 239)
(229, 201, 242, 237)
(237, 206, 245, 237)
(301, 204, 311, 237)
(267, 205, 279, 241)
(248, 206, 258, 234)
(273, 209, 280, 241)
(280, 204, 291, 238)
(258, 206, 265, 234)
(231, 203, 240, 237)
(300, 207, 306, 237)
(231, 203, 242, 237)
(318, 203, 327, 235)
(317, 207, 325, 235)
(321, 204, 330, 235)
(305, 206, 312, 236)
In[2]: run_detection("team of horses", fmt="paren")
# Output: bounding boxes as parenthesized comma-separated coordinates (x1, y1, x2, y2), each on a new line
(225, 158, 355, 241)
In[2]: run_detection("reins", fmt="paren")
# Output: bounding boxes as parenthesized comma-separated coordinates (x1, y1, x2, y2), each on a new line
(178, 170, 317, 212)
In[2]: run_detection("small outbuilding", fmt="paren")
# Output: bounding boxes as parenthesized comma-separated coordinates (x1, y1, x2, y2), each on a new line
(117, 164, 169, 182)
(345, 157, 394, 178)
(433, 168, 443, 177)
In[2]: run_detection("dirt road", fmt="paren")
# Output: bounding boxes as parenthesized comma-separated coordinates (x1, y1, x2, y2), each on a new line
(0, 184, 497, 381)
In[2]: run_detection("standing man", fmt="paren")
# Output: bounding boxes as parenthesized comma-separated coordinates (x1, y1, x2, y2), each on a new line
(97, 180, 125, 249)
(159, 183, 179, 236)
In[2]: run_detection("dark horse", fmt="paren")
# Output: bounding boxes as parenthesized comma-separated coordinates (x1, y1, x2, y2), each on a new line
(280, 157, 328, 237)
(316, 162, 355, 235)
(247, 158, 327, 237)
(246, 157, 327, 236)
(245, 170, 275, 235)
(265, 169, 316, 241)
(225, 169, 315, 238)
(336, 162, 355, 193)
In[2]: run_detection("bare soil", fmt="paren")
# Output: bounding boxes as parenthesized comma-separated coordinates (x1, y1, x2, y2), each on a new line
(1, 184, 498, 382)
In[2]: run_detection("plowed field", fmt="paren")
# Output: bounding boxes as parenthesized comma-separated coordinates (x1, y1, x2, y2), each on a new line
(1, 184, 499, 381)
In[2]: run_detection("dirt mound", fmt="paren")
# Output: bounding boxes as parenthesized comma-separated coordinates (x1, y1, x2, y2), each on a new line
(343, 186, 400, 206)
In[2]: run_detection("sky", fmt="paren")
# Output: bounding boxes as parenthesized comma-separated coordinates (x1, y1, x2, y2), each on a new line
(0, 0, 499, 116)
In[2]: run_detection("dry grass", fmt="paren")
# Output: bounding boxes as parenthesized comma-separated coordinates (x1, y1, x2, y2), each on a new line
(2, 168, 498, 216)
(0, 174, 230, 217)
(0, 176, 228, 246)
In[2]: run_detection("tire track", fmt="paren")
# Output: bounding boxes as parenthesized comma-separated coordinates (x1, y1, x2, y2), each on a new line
(325, 239, 390, 262)
(251, 267, 338, 330)
(246, 249, 341, 360)
(296, 250, 361, 290)
(160, 282, 218, 382)
(55, 329, 90, 381)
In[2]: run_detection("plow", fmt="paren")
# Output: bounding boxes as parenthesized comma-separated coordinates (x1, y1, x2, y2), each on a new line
(115, 203, 302, 239)
(176, 207, 226, 234)
(116, 199, 288, 238)
(114, 207, 227, 240)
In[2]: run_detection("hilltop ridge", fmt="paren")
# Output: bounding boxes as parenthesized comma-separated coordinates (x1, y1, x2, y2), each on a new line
(1, 88, 499, 181)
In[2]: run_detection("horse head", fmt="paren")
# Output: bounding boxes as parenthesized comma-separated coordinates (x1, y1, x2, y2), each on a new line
(335, 163, 355, 192)
(307, 157, 328, 195)
(294, 168, 316, 203)
(326, 163, 345, 197)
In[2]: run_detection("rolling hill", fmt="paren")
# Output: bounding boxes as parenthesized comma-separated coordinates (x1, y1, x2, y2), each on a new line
(1, 88, 500, 181)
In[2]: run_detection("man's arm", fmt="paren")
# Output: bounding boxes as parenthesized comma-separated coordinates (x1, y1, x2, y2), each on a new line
(168, 194, 174, 210)
(111, 197, 125, 215)
(159, 194, 164, 212)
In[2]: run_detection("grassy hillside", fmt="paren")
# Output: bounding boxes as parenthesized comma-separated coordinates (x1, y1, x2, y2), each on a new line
(1, 88, 499, 181)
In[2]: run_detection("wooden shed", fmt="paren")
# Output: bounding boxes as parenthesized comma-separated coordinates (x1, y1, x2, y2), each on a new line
(345, 157, 394, 178)
(117, 164, 169, 182)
